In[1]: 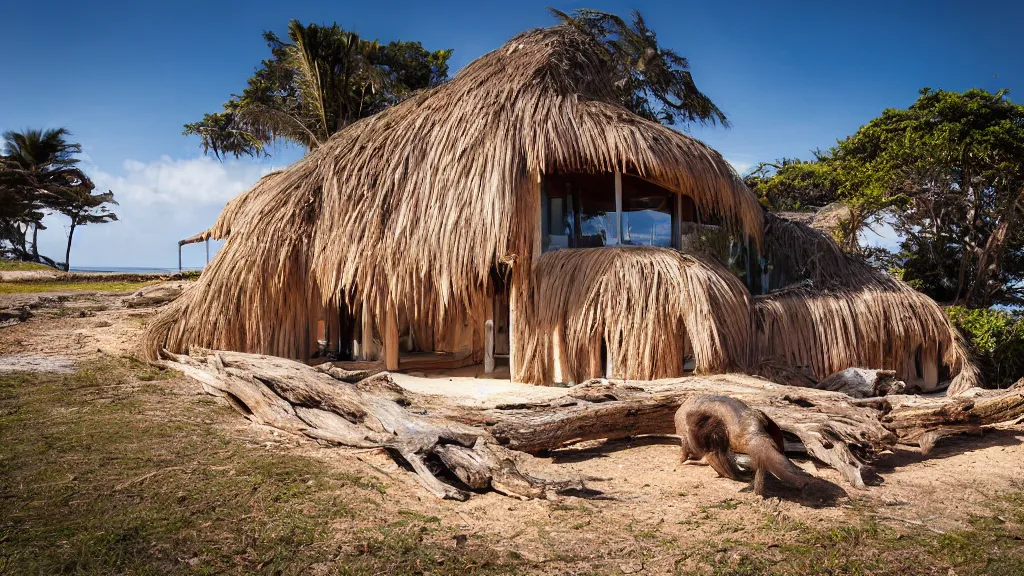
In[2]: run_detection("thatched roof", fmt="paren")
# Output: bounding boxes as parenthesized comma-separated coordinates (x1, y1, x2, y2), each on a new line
(146, 25, 761, 360)
(760, 213, 980, 394)
(773, 203, 851, 236)
(517, 247, 752, 384)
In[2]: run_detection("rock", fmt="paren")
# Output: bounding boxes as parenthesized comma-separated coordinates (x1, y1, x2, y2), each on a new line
(93, 320, 112, 328)
(122, 282, 190, 308)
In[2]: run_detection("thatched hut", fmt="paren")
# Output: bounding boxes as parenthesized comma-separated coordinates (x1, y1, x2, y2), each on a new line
(147, 25, 978, 394)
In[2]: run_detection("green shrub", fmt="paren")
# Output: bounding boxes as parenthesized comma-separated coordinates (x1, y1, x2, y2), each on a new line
(946, 306, 1024, 388)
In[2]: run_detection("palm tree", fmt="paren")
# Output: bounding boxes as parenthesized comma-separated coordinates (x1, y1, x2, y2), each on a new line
(1, 128, 83, 264)
(550, 9, 729, 127)
(236, 22, 389, 151)
(1, 128, 116, 269)
(185, 21, 451, 159)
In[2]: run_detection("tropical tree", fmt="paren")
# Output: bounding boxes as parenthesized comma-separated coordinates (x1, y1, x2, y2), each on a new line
(51, 185, 118, 271)
(1, 128, 84, 265)
(751, 88, 1024, 306)
(745, 156, 840, 211)
(549, 8, 728, 127)
(745, 153, 906, 254)
(0, 128, 117, 269)
(838, 88, 1024, 306)
(184, 20, 452, 158)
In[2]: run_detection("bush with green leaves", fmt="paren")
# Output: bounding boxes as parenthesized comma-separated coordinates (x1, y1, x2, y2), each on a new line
(946, 306, 1024, 388)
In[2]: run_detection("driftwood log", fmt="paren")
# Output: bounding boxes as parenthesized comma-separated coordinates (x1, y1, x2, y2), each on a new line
(159, 350, 1024, 500)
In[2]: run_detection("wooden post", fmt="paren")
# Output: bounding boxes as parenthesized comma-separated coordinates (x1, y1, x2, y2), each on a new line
(510, 170, 543, 381)
(361, 300, 377, 361)
(588, 331, 603, 380)
(351, 305, 362, 360)
(385, 300, 399, 371)
(178, 243, 182, 272)
(606, 335, 616, 379)
(552, 325, 564, 383)
(205, 238, 210, 265)
(482, 286, 495, 373)
(614, 171, 623, 244)
(484, 320, 495, 374)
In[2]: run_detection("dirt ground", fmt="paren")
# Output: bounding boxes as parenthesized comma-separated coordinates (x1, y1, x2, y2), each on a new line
(2, 284, 1023, 575)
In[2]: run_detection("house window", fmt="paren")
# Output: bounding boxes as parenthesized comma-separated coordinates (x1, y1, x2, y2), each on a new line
(542, 172, 694, 253)
(576, 176, 618, 248)
(621, 176, 676, 247)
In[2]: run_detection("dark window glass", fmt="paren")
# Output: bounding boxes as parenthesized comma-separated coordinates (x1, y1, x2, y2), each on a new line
(542, 173, 697, 253)
(541, 188, 574, 252)
(577, 182, 618, 248)
(621, 175, 673, 247)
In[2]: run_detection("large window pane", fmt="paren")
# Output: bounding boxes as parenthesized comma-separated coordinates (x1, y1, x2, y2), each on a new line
(542, 173, 697, 253)
(577, 183, 618, 248)
(621, 175, 674, 247)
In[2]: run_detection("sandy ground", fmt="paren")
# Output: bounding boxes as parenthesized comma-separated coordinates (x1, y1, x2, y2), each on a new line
(2, 284, 1024, 572)
(0, 270, 63, 282)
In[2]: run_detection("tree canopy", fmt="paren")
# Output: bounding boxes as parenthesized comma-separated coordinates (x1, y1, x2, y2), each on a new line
(0, 128, 117, 270)
(184, 20, 453, 158)
(752, 88, 1024, 307)
(550, 8, 728, 127)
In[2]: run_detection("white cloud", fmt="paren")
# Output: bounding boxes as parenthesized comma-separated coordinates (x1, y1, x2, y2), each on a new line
(35, 156, 280, 269)
(91, 156, 278, 206)
(726, 158, 754, 177)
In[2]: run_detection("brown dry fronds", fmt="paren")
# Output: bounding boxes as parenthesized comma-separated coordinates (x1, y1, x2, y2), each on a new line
(759, 213, 980, 394)
(516, 247, 751, 384)
(145, 25, 760, 362)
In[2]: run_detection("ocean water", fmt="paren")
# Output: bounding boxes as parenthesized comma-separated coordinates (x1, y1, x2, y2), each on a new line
(70, 266, 202, 274)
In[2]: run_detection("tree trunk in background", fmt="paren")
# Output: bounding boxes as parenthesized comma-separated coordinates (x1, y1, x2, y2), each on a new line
(64, 217, 77, 271)
(31, 223, 39, 261)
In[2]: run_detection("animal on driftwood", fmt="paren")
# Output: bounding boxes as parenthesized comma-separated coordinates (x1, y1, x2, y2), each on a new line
(675, 395, 816, 494)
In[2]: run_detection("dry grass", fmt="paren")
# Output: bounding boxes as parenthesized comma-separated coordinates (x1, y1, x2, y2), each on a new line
(2, 358, 1023, 575)
(0, 261, 56, 272)
(0, 358, 520, 575)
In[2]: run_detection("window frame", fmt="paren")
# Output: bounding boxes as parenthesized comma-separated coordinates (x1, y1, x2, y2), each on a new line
(541, 171, 687, 252)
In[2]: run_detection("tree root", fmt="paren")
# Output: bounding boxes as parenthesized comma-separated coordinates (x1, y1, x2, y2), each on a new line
(160, 350, 1024, 499)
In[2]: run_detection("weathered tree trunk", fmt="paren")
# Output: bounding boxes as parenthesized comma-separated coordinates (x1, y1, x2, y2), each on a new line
(159, 350, 1024, 499)
(812, 368, 905, 398)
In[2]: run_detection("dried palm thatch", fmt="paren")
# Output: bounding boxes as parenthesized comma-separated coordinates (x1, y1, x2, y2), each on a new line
(516, 247, 752, 384)
(144, 25, 762, 362)
(759, 213, 980, 395)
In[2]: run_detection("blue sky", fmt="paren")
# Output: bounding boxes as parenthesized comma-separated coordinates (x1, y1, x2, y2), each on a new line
(2, 0, 1021, 268)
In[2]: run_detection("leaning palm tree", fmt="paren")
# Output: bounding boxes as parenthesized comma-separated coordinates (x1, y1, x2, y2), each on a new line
(1, 128, 116, 269)
(1, 128, 83, 264)
(550, 8, 729, 127)
(246, 22, 390, 149)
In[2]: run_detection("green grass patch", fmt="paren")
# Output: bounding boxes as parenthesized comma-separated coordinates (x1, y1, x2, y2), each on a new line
(0, 260, 57, 272)
(0, 280, 154, 294)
